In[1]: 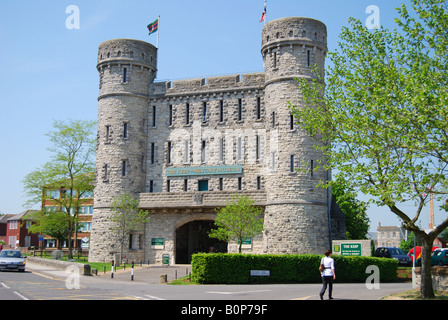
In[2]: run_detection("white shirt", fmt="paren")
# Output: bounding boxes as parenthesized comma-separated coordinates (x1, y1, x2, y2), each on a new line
(321, 256, 335, 277)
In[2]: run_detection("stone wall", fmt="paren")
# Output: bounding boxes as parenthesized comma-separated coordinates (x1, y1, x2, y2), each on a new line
(414, 267, 448, 292)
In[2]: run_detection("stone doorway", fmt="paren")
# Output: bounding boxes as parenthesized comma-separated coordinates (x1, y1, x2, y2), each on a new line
(175, 220, 227, 264)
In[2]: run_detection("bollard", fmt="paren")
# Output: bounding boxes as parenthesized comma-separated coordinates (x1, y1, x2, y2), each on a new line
(160, 274, 167, 283)
(131, 262, 134, 281)
(111, 260, 115, 279)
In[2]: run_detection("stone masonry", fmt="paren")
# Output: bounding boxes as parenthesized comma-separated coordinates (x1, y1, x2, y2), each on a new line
(89, 17, 346, 264)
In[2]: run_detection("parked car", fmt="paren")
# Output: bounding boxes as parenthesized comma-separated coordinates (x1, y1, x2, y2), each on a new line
(0, 250, 26, 272)
(415, 248, 448, 266)
(375, 247, 412, 266)
(408, 246, 439, 262)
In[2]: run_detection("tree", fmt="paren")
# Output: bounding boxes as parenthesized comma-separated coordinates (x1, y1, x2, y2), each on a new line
(23, 119, 96, 259)
(290, 0, 448, 298)
(28, 211, 72, 250)
(209, 194, 264, 253)
(332, 178, 370, 240)
(109, 192, 150, 262)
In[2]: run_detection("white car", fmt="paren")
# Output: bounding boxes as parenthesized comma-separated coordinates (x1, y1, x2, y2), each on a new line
(0, 250, 26, 272)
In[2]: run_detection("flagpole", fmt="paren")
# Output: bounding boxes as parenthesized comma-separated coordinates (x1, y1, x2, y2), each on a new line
(157, 15, 160, 49)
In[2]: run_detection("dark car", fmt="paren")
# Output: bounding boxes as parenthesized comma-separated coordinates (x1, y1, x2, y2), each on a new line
(375, 247, 412, 267)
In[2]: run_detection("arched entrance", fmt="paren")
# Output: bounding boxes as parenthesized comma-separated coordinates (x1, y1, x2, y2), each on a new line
(175, 220, 227, 264)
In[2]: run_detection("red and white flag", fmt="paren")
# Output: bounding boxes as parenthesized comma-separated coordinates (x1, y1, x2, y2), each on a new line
(259, 1, 266, 23)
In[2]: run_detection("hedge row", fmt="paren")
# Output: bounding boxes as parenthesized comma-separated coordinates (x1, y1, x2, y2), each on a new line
(191, 253, 398, 284)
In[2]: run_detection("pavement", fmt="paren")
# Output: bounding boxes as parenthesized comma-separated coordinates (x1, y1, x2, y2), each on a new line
(25, 260, 192, 284)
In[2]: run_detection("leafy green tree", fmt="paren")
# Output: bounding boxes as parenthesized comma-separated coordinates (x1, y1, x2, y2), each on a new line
(109, 192, 150, 262)
(23, 119, 96, 259)
(28, 210, 72, 250)
(290, 0, 448, 298)
(209, 195, 264, 254)
(332, 178, 370, 240)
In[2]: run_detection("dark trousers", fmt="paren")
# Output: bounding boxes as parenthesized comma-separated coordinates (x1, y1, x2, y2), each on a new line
(320, 276, 333, 298)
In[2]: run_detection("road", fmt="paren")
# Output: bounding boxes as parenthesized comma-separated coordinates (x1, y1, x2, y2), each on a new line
(0, 261, 412, 302)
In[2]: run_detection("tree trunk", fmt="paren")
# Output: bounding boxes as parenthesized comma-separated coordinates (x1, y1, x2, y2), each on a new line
(419, 239, 435, 298)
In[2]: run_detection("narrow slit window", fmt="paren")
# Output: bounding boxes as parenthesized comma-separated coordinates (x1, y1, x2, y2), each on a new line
(150, 143, 155, 164)
(202, 101, 207, 122)
(186, 103, 190, 124)
(152, 105, 156, 127)
(169, 105, 173, 126)
(122, 160, 127, 177)
(123, 67, 127, 83)
(257, 97, 261, 120)
(310, 160, 314, 177)
(307, 50, 311, 67)
(219, 100, 224, 122)
(167, 141, 172, 164)
(238, 99, 242, 121)
(123, 122, 128, 139)
(290, 155, 295, 172)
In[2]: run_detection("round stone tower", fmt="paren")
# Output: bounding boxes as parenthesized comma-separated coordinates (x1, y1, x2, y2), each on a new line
(261, 17, 330, 254)
(89, 39, 157, 262)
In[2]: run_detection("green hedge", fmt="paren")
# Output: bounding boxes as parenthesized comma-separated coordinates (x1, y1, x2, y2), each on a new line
(191, 253, 398, 284)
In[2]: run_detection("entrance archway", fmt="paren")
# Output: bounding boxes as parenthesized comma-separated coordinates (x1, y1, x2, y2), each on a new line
(175, 220, 227, 264)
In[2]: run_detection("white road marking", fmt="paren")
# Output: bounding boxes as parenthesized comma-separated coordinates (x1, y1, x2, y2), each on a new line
(206, 289, 271, 295)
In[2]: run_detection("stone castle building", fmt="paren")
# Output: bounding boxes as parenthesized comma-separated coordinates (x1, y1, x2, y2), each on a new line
(89, 17, 346, 264)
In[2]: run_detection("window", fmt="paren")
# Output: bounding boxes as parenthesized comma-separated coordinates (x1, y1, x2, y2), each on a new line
(290, 155, 295, 172)
(219, 100, 224, 122)
(307, 50, 311, 67)
(184, 179, 188, 191)
(103, 163, 109, 181)
(186, 103, 190, 124)
(290, 113, 294, 130)
(238, 99, 242, 121)
(310, 160, 314, 177)
(238, 177, 242, 190)
(105, 125, 111, 143)
(152, 105, 156, 127)
(123, 122, 128, 139)
(123, 67, 127, 83)
(122, 160, 127, 176)
(202, 101, 207, 122)
(257, 97, 261, 120)
(80, 206, 93, 214)
(149, 180, 154, 193)
(167, 141, 172, 164)
(257, 176, 262, 190)
(150, 143, 155, 164)
(272, 111, 276, 127)
(167, 180, 171, 192)
(273, 52, 277, 68)
(256, 135, 260, 160)
(198, 180, 209, 191)
(219, 178, 223, 191)
(169, 105, 173, 126)
(201, 140, 206, 163)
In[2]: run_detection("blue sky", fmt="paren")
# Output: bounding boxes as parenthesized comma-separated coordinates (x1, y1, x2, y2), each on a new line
(0, 0, 444, 232)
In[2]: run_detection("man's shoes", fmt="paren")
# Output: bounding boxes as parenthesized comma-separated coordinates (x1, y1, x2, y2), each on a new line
(319, 294, 323, 300)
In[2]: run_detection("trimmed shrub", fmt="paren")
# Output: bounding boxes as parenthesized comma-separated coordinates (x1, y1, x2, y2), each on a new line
(191, 253, 397, 284)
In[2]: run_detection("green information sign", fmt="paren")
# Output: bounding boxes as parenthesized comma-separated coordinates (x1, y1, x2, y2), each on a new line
(165, 165, 242, 177)
(338, 243, 361, 256)
(151, 238, 164, 246)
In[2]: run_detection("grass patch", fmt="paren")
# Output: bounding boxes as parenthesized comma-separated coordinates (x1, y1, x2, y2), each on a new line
(168, 275, 198, 285)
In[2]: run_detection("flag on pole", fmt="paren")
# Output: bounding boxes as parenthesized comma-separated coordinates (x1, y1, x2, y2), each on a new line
(259, 1, 267, 23)
(147, 18, 159, 35)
